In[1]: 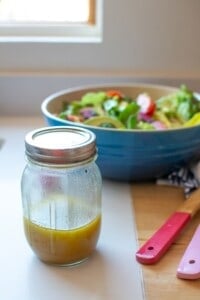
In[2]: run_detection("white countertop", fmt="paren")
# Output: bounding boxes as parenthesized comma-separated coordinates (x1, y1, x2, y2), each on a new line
(0, 117, 145, 300)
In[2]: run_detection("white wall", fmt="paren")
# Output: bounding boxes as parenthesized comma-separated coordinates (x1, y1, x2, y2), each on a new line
(0, 0, 200, 115)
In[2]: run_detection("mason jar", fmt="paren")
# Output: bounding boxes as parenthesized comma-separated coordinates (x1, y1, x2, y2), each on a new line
(21, 126, 102, 266)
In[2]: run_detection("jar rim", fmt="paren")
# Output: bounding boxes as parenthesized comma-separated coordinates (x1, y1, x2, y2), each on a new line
(25, 126, 97, 164)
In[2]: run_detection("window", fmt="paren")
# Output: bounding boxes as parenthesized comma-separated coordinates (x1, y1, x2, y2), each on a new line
(0, 0, 90, 23)
(0, 0, 101, 42)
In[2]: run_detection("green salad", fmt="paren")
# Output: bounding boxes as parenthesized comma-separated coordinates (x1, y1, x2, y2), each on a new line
(58, 85, 200, 130)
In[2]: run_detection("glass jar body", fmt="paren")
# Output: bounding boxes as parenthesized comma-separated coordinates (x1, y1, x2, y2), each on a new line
(21, 159, 102, 266)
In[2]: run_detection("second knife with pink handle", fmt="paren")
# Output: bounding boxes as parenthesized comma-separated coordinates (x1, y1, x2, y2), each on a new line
(177, 224, 200, 280)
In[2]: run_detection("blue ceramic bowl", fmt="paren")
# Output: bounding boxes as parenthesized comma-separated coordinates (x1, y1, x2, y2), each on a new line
(41, 83, 200, 181)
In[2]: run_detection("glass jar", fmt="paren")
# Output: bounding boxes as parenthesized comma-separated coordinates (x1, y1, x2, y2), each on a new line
(21, 126, 102, 266)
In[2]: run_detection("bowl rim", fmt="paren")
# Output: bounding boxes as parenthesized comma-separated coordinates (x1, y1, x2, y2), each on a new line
(41, 82, 200, 134)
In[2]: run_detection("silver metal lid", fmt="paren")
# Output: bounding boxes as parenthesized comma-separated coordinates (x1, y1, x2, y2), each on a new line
(25, 126, 97, 164)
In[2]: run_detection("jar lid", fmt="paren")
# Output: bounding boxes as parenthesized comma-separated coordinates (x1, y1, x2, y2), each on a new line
(25, 126, 97, 164)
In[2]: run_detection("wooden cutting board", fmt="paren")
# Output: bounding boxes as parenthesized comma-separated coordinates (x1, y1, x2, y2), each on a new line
(131, 183, 200, 300)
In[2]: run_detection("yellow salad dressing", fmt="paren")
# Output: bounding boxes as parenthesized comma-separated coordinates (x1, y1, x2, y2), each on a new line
(23, 214, 101, 265)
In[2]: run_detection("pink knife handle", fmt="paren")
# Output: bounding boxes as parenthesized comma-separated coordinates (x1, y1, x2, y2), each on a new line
(136, 212, 191, 264)
(177, 224, 200, 280)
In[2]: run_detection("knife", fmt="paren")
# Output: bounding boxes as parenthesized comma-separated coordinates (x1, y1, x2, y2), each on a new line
(177, 224, 200, 280)
(136, 188, 200, 264)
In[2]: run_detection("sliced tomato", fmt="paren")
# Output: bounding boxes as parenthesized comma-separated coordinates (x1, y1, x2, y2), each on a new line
(106, 89, 124, 99)
(136, 93, 156, 116)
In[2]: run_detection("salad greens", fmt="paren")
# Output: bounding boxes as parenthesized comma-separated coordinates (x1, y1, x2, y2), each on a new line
(58, 85, 200, 130)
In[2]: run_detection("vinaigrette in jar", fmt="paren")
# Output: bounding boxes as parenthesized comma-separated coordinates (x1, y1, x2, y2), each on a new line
(21, 126, 102, 266)
(24, 214, 101, 265)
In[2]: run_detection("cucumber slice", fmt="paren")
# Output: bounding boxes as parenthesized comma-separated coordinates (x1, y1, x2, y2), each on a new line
(84, 116, 125, 129)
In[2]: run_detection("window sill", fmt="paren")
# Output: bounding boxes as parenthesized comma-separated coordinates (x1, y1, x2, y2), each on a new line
(0, 23, 102, 43)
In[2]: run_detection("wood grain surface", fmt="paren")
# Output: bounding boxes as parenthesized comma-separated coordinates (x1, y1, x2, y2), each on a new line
(131, 183, 200, 300)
